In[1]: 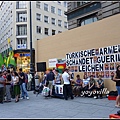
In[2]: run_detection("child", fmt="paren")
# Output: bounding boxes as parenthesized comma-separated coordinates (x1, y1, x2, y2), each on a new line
(42, 81, 50, 97)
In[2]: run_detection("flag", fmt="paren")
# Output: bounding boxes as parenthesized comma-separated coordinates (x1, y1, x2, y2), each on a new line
(0, 53, 4, 68)
(6, 53, 10, 67)
(56, 63, 66, 73)
(8, 38, 10, 44)
(9, 51, 16, 67)
(3, 55, 7, 66)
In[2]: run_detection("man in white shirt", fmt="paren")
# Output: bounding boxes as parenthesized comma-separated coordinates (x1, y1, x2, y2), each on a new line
(62, 68, 74, 100)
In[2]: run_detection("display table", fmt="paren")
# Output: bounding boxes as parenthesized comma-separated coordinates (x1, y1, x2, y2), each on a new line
(53, 84, 64, 99)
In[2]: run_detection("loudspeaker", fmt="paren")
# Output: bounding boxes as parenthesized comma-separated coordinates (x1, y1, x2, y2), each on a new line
(37, 62, 46, 72)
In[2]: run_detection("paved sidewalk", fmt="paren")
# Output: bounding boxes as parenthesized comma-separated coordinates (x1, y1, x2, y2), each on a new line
(0, 91, 119, 119)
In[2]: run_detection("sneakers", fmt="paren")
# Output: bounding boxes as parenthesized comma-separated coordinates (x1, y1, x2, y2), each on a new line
(94, 96, 98, 99)
(26, 97, 29, 100)
(81, 94, 84, 97)
(20, 97, 24, 100)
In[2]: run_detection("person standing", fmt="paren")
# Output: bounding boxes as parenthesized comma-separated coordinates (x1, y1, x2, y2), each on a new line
(27, 71, 32, 91)
(12, 71, 20, 103)
(5, 70, 12, 102)
(46, 69, 55, 96)
(62, 68, 74, 100)
(112, 65, 120, 107)
(18, 68, 29, 100)
(0, 71, 5, 104)
(34, 71, 40, 87)
(54, 69, 61, 85)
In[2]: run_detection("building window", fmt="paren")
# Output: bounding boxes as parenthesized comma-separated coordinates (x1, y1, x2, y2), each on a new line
(17, 38, 27, 49)
(16, 12, 27, 22)
(58, 9, 62, 16)
(64, 22, 68, 28)
(58, 31, 62, 33)
(36, 1, 41, 9)
(44, 28, 49, 35)
(58, 20, 62, 27)
(51, 6, 55, 14)
(58, 1, 61, 5)
(16, 25, 27, 36)
(52, 29, 56, 35)
(44, 16, 49, 23)
(80, 16, 98, 26)
(36, 26, 41, 33)
(44, 3, 48, 11)
(16, 1, 27, 9)
(64, 11, 67, 18)
(51, 18, 55, 25)
(77, 2, 81, 7)
(36, 13, 41, 21)
(64, 2, 67, 7)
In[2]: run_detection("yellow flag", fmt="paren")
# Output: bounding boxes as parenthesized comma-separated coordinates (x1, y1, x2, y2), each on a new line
(8, 38, 10, 44)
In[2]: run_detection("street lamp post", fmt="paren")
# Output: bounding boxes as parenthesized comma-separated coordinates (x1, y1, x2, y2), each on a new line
(29, 1, 35, 91)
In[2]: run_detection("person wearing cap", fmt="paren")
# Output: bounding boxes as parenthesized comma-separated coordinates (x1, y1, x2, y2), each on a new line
(62, 68, 74, 100)
(0, 71, 5, 104)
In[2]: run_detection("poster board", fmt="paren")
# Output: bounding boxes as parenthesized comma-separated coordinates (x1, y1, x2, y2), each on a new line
(66, 44, 120, 78)
(55, 85, 63, 95)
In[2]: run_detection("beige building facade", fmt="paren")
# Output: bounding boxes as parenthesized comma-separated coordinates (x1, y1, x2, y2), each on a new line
(36, 14, 120, 91)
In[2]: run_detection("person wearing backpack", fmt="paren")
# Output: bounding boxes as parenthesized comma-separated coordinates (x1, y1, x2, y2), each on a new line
(18, 68, 29, 100)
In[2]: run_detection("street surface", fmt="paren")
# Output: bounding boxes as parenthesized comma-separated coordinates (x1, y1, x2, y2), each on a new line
(0, 91, 119, 119)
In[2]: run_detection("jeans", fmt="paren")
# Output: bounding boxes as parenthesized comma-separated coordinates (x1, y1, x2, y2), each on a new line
(116, 86, 120, 95)
(5, 85, 11, 101)
(20, 83, 29, 98)
(27, 81, 31, 91)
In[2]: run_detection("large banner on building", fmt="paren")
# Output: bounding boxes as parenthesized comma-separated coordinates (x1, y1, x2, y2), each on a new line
(66, 44, 120, 78)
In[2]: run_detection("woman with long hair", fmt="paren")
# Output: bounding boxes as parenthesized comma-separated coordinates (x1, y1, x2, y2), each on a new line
(12, 71, 20, 103)
(112, 65, 120, 107)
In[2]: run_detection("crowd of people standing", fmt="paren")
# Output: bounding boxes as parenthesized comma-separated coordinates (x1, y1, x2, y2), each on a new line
(0, 68, 30, 104)
(0, 64, 120, 108)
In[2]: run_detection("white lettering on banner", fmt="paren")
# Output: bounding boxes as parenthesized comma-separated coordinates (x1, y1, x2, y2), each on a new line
(65, 44, 120, 74)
